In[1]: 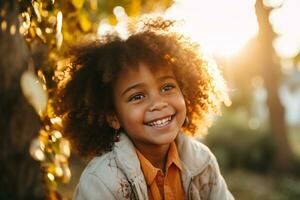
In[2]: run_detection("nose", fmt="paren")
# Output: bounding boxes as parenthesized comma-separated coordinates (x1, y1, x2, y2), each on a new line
(148, 96, 168, 112)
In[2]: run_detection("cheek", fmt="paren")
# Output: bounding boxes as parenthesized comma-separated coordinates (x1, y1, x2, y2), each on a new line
(174, 94, 187, 114)
(177, 97, 187, 126)
(118, 105, 146, 127)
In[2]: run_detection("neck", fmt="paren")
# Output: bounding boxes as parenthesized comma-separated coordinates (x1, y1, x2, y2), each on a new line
(135, 142, 170, 171)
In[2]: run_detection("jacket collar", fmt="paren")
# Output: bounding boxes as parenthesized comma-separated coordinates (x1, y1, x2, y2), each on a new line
(113, 133, 148, 200)
(175, 133, 211, 176)
(113, 132, 211, 196)
(113, 133, 143, 179)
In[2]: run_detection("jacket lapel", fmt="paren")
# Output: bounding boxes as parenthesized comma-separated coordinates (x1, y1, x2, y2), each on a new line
(176, 133, 211, 176)
(113, 132, 212, 200)
(113, 133, 148, 200)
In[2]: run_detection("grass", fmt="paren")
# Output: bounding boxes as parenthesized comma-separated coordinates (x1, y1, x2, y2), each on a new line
(289, 127, 300, 157)
(223, 126, 300, 200)
(225, 168, 300, 200)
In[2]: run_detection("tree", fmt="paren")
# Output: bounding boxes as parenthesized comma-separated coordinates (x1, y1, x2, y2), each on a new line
(255, 0, 293, 171)
(0, 1, 45, 199)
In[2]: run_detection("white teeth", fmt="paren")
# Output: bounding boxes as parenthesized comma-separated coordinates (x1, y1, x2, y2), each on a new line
(147, 116, 172, 127)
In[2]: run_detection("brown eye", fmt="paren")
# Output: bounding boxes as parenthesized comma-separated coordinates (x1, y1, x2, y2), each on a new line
(161, 84, 175, 93)
(128, 93, 145, 102)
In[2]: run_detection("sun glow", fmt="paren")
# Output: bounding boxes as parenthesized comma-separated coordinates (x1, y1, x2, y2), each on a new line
(165, 0, 300, 59)
(165, 0, 258, 58)
(270, 0, 300, 58)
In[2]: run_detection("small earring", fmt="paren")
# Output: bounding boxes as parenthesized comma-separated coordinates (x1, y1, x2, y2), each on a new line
(183, 116, 189, 127)
(113, 129, 120, 142)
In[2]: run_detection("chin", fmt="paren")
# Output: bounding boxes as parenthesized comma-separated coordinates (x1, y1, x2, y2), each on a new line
(154, 131, 179, 145)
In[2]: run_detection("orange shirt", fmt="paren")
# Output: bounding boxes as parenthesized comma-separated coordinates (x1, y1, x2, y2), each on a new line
(136, 142, 186, 200)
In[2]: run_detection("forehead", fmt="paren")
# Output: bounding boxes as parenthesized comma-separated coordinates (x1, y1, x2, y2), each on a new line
(113, 63, 175, 92)
(127, 62, 173, 75)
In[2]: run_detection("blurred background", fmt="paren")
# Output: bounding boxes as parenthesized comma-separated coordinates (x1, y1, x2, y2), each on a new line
(1, 0, 300, 199)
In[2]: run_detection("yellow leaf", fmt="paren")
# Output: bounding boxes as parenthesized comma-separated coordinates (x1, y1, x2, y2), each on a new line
(129, 0, 141, 17)
(108, 15, 117, 26)
(89, 0, 97, 11)
(29, 27, 36, 38)
(71, 0, 85, 9)
(78, 11, 92, 32)
(162, 0, 173, 8)
(63, 31, 73, 43)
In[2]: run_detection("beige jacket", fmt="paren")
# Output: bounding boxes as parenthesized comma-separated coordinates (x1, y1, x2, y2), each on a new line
(74, 133, 234, 200)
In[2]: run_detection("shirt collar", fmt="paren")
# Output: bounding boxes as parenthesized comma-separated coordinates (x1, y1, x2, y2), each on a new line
(135, 141, 182, 185)
(166, 141, 182, 171)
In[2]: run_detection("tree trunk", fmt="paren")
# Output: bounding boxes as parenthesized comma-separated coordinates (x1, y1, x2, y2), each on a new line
(0, 1, 45, 199)
(255, 0, 293, 171)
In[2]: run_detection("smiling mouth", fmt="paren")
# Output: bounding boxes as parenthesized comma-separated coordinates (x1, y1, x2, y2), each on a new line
(145, 115, 174, 127)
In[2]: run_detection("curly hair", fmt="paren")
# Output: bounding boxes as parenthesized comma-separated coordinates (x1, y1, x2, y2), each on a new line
(54, 18, 229, 159)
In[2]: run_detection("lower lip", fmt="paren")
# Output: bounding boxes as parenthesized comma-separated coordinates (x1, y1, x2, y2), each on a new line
(145, 115, 175, 130)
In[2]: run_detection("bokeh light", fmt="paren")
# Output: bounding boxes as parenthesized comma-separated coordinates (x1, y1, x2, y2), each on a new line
(269, 0, 300, 58)
(165, 0, 258, 57)
(165, 0, 300, 59)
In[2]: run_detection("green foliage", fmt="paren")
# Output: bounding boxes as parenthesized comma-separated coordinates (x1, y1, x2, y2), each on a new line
(226, 169, 300, 200)
(204, 109, 276, 172)
(277, 177, 300, 199)
(206, 108, 300, 199)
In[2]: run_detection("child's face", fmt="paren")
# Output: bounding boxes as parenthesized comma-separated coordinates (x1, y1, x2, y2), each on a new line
(110, 63, 186, 149)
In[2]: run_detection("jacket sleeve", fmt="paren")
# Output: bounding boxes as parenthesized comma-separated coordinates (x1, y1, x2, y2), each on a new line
(208, 153, 234, 200)
(73, 172, 116, 200)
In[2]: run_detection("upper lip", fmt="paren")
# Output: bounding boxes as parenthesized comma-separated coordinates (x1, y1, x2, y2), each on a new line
(144, 114, 175, 124)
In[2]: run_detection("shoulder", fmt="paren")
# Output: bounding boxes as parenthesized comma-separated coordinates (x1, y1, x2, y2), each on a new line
(176, 134, 234, 200)
(81, 151, 128, 187)
(75, 152, 133, 200)
(176, 133, 215, 174)
(84, 151, 118, 176)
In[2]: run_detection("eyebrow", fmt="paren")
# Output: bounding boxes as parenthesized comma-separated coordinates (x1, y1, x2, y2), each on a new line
(121, 83, 144, 97)
(121, 75, 176, 97)
(158, 75, 176, 81)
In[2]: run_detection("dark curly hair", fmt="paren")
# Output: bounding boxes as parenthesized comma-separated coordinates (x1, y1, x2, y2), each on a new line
(54, 18, 229, 159)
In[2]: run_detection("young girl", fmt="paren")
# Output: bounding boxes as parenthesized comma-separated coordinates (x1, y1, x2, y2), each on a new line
(55, 18, 234, 200)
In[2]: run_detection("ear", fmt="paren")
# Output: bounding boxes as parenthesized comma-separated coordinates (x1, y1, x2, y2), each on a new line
(106, 113, 121, 130)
